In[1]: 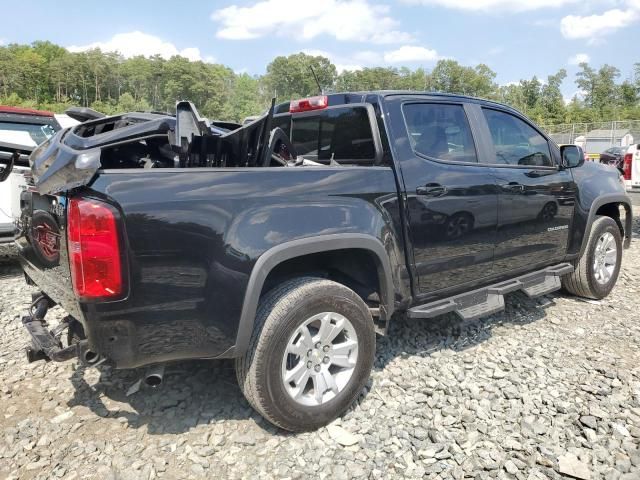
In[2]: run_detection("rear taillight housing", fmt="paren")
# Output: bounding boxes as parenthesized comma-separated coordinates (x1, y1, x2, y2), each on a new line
(623, 153, 633, 180)
(67, 197, 123, 299)
(289, 95, 328, 113)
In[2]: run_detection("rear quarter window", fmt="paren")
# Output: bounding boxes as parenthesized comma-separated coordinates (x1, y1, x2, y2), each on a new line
(290, 106, 376, 164)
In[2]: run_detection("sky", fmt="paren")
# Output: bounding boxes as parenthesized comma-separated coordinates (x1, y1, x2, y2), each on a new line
(2, 0, 639, 99)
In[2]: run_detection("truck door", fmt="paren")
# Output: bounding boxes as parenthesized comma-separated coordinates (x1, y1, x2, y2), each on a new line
(477, 106, 576, 274)
(388, 99, 499, 295)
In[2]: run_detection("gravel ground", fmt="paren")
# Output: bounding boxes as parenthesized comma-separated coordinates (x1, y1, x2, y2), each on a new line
(1, 205, 639, 480)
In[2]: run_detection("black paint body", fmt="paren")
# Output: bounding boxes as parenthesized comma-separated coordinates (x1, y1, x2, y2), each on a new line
(17, 93, 632, 368)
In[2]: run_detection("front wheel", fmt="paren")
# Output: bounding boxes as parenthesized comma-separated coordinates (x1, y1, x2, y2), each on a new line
(562, 215, 623, 299)
(236, 277, 376, 432)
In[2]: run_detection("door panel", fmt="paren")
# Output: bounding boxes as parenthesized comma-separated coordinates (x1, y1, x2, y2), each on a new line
(408, 170, 498, 293)
(480, 107, 576, 274)
(390, 100, 499, 294)
(492, 168, 575, 272)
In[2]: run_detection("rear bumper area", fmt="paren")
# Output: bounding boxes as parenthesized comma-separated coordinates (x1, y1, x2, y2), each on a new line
(21, 295, 101, 365)
(20, 292, 238, 369)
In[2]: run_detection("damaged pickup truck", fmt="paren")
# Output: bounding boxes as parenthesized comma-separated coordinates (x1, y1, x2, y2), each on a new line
(7, 93, 632, 432)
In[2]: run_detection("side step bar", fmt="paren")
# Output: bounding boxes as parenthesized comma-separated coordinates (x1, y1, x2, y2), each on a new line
(408, 263, 574, 321)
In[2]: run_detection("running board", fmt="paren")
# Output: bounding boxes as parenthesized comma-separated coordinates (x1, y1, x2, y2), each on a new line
(408, 263, 574, 322)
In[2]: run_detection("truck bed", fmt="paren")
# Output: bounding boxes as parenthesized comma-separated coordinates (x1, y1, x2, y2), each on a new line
(18, 166, 405, 368)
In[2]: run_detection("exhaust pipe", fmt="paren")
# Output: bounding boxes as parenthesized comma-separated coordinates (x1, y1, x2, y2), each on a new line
(144, 364, 165, 388)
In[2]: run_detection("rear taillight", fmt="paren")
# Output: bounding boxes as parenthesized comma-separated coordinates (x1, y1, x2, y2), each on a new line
(67, 197, 123, 299)
(623, 153, 633, 180)
(289, 95, 328, 113)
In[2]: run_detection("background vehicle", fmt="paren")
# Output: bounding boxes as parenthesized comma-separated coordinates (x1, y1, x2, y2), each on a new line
(599, 146, 626, 172)
(623, 143, 640, 191)
(11, 93, 632, 432)
(0, 107, 77, 244)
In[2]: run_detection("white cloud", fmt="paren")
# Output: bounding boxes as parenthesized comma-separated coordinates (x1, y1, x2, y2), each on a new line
(302, 49, 368, 72)
(301, 45, 438, 71)
(568, 53, 590, 65)
(212, 0, 413, 44)
(384, 45, 439, 63)
(67, 31, 207, 62)
(402, 0, 578, 12)
(560, 4, 640, 41)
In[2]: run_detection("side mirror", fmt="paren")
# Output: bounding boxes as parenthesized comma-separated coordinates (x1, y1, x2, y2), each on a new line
(561, 145, 584, 168)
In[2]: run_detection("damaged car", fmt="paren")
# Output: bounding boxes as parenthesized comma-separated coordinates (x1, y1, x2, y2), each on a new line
(6, 93, 632, 431)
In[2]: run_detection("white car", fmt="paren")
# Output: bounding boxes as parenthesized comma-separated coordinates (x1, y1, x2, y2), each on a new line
(0, 107, 78, 245)
(623, 144, 640, 191)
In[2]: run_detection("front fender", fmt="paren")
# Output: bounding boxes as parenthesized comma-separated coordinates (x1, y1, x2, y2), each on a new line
(578, 194, 632, 256)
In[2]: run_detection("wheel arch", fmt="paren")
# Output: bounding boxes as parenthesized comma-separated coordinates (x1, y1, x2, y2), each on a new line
(579, 194, 632, 257)
(234, 234, 395, 355)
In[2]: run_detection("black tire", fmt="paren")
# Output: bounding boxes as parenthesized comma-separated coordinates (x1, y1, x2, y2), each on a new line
(235, 277, 375, 432)
(562, 216, 622, 299)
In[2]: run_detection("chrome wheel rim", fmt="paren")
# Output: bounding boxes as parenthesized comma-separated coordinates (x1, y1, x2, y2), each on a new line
(593, 232, 617, 285)
(281, 312, 359, 407)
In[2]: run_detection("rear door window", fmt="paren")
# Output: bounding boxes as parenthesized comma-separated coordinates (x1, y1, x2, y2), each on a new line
(291, 106, 376, 163)
(402, 103, 478, 163)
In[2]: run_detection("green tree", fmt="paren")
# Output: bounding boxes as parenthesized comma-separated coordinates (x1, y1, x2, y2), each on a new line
(0, 42, 638, 127)
(223, 73, 266, 122)
(429, 60, 496, 97)
(539, 69, 567, 124)
(576, 63, 621, 119)
(264, 53, 337, 100)
(336, 67, 402, 91)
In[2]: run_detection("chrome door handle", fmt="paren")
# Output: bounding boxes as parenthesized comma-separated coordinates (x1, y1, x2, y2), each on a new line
(416, 184, 447, 196)
(503, 183, 524, 192)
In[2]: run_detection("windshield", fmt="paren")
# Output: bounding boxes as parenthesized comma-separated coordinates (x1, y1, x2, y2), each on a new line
(0, 121, 57, 147)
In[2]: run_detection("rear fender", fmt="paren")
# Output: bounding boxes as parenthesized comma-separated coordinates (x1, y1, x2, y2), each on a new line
(234, 234, 395, 355)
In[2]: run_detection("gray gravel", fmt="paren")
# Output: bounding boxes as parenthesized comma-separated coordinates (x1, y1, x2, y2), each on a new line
(1, 214, 639, 480)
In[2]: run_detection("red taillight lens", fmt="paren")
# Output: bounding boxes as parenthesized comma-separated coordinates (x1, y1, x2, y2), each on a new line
(289, 95, 328, 113)
(67, 197, 123, 299)
(623, 153, 633, 180)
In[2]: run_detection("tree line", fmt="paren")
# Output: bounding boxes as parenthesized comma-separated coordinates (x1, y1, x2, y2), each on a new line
(1, 41, 639, 125)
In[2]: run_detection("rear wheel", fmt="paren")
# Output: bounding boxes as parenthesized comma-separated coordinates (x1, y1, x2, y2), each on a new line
(236, 277, 375, 432)
(562, 216, 622, 299)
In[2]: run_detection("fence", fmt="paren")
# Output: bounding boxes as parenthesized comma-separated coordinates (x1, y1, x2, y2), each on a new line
(540, 120, 640, 155)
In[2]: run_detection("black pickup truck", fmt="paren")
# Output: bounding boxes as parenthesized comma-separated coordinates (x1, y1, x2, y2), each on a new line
(7, 92, 632, 432)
